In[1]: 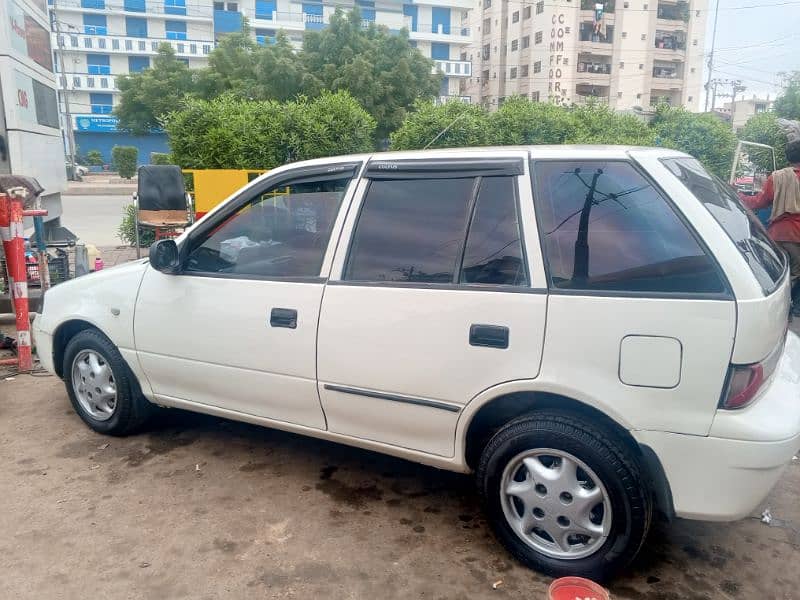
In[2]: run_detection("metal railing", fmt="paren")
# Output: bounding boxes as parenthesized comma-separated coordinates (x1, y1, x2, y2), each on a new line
(60, 72, 119, 91)
(54, 32, 213, 57)
(433, 59, 472, 77)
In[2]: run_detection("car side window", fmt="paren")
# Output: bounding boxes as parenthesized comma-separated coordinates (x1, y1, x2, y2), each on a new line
(345, 177, 474, 283)
(534, 160, 726, 294)
(461, 176, 528, 286)
(184, 173, 352, 278)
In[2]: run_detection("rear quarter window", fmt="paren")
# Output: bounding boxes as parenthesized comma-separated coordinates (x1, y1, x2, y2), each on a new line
(661, 157, 785, 295)
(533, 160, 727, 295)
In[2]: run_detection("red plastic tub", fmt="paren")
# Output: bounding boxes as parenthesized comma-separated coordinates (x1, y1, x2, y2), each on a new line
(548, 577, 609, 600)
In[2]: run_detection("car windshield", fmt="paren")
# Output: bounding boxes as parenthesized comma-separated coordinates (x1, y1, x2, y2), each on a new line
(661, 157, 785, 295)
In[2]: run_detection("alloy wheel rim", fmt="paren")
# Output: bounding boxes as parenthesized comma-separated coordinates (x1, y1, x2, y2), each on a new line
(499, 448, 612, 560)
(71, 350, 117, 421)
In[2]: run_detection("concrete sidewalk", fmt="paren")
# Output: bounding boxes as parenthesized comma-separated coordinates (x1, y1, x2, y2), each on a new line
(66, 174, 137, 197)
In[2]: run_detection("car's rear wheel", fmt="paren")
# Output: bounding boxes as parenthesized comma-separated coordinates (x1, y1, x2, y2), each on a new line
(63, 329, 152, 435)
(477, 411, 652, 581)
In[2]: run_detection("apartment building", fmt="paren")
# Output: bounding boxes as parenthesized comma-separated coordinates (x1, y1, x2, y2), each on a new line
(50, 0, 474, 162)
(464, 0, 707, 111)
(716, 96, 773, 132)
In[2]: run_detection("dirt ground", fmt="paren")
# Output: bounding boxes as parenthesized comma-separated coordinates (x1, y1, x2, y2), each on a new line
(0, 372, 798, 600)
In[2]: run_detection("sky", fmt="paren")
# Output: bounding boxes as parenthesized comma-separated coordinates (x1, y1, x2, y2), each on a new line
(703, 0, 800, 109)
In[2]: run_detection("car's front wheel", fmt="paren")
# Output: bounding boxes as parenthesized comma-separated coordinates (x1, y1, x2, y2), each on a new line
(477, 411, 652, 581)
(63, 329, 152, 435)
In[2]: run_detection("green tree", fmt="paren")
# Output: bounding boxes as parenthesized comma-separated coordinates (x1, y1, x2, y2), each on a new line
(651, 105, 737, 179)
(488, 96, 574, 145)
(194, 29, 261, 100)
(774, 71, 800, 121)
(389, 100, 490, 150)
(115, 44, 195, 134)
(303, 8, 440, 140)
(740, 111, 789, 172)
(111, 146, 138, 178)
(164, 91, 375, 169)
(568, 103, 654, 145)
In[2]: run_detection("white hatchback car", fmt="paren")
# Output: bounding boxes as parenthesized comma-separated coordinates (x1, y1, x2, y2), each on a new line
(35, 147, 800, 580)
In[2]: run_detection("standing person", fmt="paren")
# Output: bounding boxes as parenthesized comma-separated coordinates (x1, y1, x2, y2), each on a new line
(742, 140, 800, 315)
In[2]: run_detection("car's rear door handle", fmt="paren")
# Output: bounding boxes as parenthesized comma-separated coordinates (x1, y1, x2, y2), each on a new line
(270, 308, 297, 329)
(469, 324, 509, 349)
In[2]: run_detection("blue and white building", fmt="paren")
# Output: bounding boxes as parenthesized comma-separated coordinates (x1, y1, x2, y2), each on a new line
(50, 0, 474, 163)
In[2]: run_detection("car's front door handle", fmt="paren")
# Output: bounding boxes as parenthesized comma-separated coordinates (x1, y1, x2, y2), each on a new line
(270, 308, 297, 329)
(469, 324, 509, 349)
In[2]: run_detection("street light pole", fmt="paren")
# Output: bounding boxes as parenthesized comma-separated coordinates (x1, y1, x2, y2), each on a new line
(51, 0, 79, 179)
(704, 0, 721, 113)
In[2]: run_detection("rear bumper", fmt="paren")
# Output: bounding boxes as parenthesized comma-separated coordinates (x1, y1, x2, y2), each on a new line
(634, 331, 800, 521)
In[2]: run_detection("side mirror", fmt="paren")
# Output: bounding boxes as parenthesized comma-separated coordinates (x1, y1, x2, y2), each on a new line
(149, 239, 180, 274)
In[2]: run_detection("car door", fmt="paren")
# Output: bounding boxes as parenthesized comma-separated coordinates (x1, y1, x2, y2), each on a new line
(134, 161, 361, 429)
(317, 152, 549, 457)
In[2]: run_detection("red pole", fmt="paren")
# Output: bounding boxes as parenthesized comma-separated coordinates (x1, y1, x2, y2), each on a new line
(1, 193, 33, 371)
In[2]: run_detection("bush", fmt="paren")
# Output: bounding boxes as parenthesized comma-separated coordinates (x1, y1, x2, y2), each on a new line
(740, 112, 789, 172)
(164, 91, 376, 169)
(86, 150, 104, 166)
(150, 152, 173, 165)
(390, 100, 490, 150)
(112, 146, 138, 178)
(118, 204, 156, 247)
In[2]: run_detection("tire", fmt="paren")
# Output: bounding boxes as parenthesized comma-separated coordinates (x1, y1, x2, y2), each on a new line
(63, 329, 152, 436)
(477, 411, 652, 582)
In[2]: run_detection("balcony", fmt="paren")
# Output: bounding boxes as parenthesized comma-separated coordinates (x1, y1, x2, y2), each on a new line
(652, 66, 682, 80)
(60, 72, 119, 92)
(575, 84, 610, 105)
(436, 95, 471, 105)
(404, 16, 471, 42)
(433, 59, 472, 78)
(53, 32, 214, 58)
(656, 1, 689, 29)
(54, 0, 212, 20)
(245, 10, 304, 30)
(654, 31, 686, 60)
(579, 22, 614, 54)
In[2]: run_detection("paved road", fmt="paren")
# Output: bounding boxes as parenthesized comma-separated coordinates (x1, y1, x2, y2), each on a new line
(0, 374, 798, 599)
(60, 194, 131, 247)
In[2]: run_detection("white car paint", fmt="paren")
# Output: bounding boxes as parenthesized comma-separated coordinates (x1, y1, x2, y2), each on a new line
(33, 146, 800, 525)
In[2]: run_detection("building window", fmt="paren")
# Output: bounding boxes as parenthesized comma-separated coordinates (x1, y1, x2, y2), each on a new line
(524, 5, 531, 19)
(618, 91, 623, 98)
(190, 43, 197, 53)
(639, 63, 644, 69)
(483, 18, 490, 33)
(511, 39, 518, 51)
(696, 10, 700, 17)
(535, 31, 542, 44)
(693, 39, 698, 46)
(123, 0, 146, 12)
(482, 44, 490, 59)
(83, 14, 107, 35)
(255, 0, 275, 19)
(165, 20, 188, 40)
(483, 0, 491, 7)
(138, 40, 146, 50)
(690, 67, 695, 73)
(227, 2, 238, 10)
(213, 1, 223, 8)
(128, 56, 150, 72)
(641, 33, 646, 41)
(431, 42, 450, 60)
(83, 37, 93, 48)
(165, 0, 186, 15)
(531, 91, 540, 102)
(522, 35, 530, 48)
(112, 38, 119, 49)
(688, 96, 693, 102)
(512, 10, 519, 22)
(98, 38, 106, 48)
(536, 0, 543, 13)
(521, 64, 529, 77)
(643, 3, 648, 9)
(533, 60, 541, 73)
(621, 31, 627, 38)
(90, 92, 113, 114)
(623, 1, 629, 6)
(203, 44, 211, 54)
(81, 0, 105, 7)
(86, 53, 111, 75)
(636, 93, 642, 99)
(619, 61, 624, 68)
(510, 67, 517, 79)
(125, 16, 148, 37)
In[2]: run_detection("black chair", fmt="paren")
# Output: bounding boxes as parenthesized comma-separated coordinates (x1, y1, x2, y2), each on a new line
(134, 165, 193, 258)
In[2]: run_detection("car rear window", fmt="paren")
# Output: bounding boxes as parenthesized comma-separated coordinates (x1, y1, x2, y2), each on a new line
(661, 158, 785, 295)
(533, 160, 727, 295)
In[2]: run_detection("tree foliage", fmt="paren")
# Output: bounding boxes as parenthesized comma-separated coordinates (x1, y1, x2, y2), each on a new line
(651, 105, 736, 179)
(164, 91, 375, 169)
(115, 45, 194, 134)
(488, 97, 574, 145)
(390, 100, 490, 150)
(774, 71, 800, 121)
(740, 112, 789, 172)
(116, 11, 437, 142)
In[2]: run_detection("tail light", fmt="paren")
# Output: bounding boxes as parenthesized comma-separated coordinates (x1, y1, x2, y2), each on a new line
(720, 335, 785, 410)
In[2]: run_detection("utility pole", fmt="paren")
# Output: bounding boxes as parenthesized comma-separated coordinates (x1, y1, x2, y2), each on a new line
(704, 0, 721, 113)
(729, 80, 746, 132)
(51, 0, 79, 179)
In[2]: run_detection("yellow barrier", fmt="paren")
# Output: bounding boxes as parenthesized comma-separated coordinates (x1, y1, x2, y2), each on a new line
(183, 169, 266, 218)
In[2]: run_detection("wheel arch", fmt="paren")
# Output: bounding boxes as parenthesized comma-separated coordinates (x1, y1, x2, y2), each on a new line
(52, 318, 109, 378)
(458, 387, 674, 520)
